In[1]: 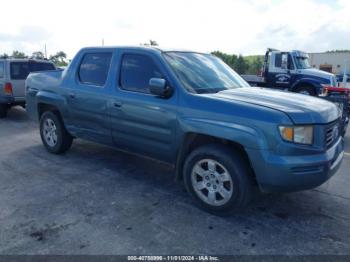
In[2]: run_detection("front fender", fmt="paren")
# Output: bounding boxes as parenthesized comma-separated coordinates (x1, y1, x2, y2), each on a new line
(179, 117, 269, 150)
(291, 78, 322, 92)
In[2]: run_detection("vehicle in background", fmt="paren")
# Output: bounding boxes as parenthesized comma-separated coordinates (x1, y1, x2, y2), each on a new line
(241, 48, 338, 96)
(0, 58, 56, 118)
(241, 48, 349, 135)
(26, 46, 344, 214)
(336, 74, 350, 87)
(321, 86, 349, 136)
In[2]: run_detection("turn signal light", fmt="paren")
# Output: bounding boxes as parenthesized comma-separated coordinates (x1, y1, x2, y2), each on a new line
(4, 82, 13, 95)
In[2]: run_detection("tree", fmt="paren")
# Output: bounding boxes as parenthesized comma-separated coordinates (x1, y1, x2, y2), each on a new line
(0, 53, 9, 59)
(234, 54, 248, 74)
(211, 51, 237, 69)
(249, 56, 263, 74)
(49, 51, 68, 66)
(12, 50, 27, 58)
(142, 40, 159, 46)
(32, 51, 45, 59)
(149, 40, 158, 46)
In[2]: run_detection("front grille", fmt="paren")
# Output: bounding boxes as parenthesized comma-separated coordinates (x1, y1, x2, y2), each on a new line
(325, 121, 339, 149)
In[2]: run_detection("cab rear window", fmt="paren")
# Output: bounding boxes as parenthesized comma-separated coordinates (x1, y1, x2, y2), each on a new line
(10, 62, 55, 80)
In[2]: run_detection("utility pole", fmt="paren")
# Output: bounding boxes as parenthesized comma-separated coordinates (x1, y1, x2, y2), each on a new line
(102, 38, 104, 46)
(44, 44, 47, 59)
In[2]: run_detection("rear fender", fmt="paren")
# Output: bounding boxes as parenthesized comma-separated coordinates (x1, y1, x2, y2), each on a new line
(36, 91, 68, 121)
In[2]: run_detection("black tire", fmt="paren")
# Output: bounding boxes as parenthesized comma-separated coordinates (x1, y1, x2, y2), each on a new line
(183, 144, 253, 215)
(40, 111, 73, 154)
(0, 104, 8, 118)
(296, 86, 316, 96)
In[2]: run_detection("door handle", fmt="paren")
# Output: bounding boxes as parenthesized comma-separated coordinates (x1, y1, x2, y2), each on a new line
(69, 92, 76, 99)
(113, 101, 122, 108)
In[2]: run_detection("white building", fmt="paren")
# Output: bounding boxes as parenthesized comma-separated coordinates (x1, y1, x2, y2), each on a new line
(308, 52, 350, 75)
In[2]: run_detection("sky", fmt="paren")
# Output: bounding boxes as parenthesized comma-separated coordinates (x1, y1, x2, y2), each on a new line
(0, 0, 349, 59)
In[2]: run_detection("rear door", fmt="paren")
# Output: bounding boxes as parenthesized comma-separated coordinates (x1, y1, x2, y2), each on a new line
(64, 51, 113, 145)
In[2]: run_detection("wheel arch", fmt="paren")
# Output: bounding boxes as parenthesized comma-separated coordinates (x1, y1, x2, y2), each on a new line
(291, 79, 318, 93)
(174, 133, 256, 183)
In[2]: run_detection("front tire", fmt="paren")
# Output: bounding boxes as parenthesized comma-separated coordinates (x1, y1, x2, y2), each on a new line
(40, 111, 73, 154)
(296, 86, 316, 96)
(0, 104, 8, 118)
(183, 144, 253, 215)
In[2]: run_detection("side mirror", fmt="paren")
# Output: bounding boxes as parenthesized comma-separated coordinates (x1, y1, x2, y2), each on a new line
(149, 78, 172, 98)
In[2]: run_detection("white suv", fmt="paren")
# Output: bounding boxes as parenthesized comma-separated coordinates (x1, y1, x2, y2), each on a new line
(0, 58, 56, 118)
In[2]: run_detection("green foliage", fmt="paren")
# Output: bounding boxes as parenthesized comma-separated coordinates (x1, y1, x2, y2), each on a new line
(245, 55, 264, 74)
(49, 51, 68, 66)
(0, 53, 9, 59)
(12, 50, 27, 58)
(211, 51, 237, 69)
(142, 40, 159, 46)
(234, 55, 249, 74)
(211, 51, 263, 75)
(32, 51, 45, 59)
(149, 40, 158, 46)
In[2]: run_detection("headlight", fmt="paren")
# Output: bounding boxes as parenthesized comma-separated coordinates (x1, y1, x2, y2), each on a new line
(279, 125, 313, 145)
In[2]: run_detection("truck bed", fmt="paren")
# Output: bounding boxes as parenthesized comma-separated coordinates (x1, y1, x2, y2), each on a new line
(241, 75, 265, 86)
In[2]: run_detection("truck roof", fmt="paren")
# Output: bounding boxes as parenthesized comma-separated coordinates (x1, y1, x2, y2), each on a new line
(80, 45, 205, 54)
(0, 58, 53, 63)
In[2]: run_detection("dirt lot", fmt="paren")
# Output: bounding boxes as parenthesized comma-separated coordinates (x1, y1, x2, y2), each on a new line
(0, 107, 349, 255)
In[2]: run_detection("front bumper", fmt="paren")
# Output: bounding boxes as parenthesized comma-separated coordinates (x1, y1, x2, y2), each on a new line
(246, 137, 344, 193)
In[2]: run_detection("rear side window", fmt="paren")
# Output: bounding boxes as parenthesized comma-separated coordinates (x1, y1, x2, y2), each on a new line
(10, 61, 55, 80)
(30, 62, 55, 72)
(0, 62, 4, 78)
(78, 53, 112, 86)
(120, 54, 162, 93)
(10, 62, 29, 80)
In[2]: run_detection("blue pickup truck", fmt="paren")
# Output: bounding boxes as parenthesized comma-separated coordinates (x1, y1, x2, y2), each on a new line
(26, 46, 344, 214)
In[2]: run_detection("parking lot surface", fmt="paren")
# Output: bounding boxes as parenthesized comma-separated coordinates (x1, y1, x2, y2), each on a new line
(0, 107, 349, 255)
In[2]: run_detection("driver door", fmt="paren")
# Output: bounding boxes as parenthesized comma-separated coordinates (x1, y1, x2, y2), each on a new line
(267, 53, 293, 90)
(110, 52, 178, 163)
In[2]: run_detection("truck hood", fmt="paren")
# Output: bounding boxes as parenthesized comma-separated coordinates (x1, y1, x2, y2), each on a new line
(210, 87, 339, 124)
(300, 68, 335, 84)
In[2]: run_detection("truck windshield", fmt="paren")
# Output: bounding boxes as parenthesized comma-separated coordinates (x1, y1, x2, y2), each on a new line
(294, 56, 311, 69)
(163, 52, 249, 94)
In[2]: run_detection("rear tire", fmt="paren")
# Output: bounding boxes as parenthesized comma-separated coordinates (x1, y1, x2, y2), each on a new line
(40, 111, 73, 154)
(183, 144, 253, 215)
(0, 104, 8, 118)
(296, 86, 316, 96)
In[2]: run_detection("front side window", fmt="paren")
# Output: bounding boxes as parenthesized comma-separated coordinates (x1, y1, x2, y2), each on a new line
(78, 53, 112, 86)
(120, 54, 163, 93)
(164, 52, 249, 94)
(0, 62, 4, 78)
